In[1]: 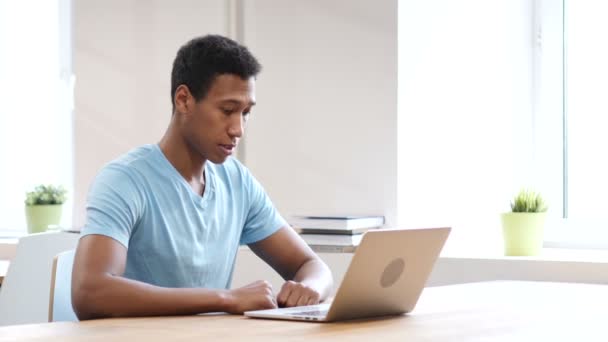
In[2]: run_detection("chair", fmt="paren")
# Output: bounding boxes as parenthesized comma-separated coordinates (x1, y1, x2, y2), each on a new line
(0, 231, 79, 326)
(49, 249, 78, 322)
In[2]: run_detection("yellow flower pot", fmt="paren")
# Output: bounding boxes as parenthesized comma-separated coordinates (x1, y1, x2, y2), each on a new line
(25, 204, 63, 234)
(501, 212, 547, 256)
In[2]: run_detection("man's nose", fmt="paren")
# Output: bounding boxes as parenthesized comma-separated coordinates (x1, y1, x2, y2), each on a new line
(227, 114, 244, 138)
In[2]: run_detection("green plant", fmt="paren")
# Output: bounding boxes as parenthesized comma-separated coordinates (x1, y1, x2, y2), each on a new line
(510, 189, 548, 213)
(25, 185, 67, 206)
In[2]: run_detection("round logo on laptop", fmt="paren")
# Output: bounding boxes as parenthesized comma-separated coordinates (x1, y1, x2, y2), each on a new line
(380, 258, 405, 288)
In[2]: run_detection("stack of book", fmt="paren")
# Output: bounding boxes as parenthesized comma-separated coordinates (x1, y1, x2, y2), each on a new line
(289, 215, 385, 252)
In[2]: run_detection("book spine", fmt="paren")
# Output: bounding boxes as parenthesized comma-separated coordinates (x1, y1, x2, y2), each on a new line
(308, 245, 357, 253)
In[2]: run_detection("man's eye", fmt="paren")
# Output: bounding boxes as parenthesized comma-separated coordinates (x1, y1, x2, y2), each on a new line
(221, 108, 235, 115)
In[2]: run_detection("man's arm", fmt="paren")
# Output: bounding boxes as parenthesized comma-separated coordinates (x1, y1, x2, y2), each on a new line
(72, 235, 277, 320)
(248, 226, 334, 307)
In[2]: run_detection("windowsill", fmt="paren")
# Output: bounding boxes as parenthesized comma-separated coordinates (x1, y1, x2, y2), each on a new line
(437, 222, 608, 262)
(4, 232, 607, 265)
(440, 247, 608, 263)
(542, 219, 608, 250)
(436, 229, 608, 262)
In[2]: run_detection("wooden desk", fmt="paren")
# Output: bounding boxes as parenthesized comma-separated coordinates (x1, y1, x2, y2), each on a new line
(0, 260, 8, 285)
(0, 281, 606, 341)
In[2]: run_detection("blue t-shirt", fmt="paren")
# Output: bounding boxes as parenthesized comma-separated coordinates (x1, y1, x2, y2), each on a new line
(81, 144, 286, 289)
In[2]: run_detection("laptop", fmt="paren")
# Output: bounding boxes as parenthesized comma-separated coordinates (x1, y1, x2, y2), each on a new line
(244, 227, 450, 322)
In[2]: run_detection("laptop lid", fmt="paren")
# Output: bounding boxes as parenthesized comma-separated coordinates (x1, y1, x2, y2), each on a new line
(322, 227, 450, 321)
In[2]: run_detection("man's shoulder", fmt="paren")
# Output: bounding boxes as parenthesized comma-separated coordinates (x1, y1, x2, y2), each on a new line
(94, 144, 159, 187)
(100, 145, 157, 175)
(110, 144, 157, 168)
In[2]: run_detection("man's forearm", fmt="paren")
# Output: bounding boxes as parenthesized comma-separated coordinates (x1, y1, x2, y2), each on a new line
(73, 274, 231, 320)
(292, 257, 334, 301)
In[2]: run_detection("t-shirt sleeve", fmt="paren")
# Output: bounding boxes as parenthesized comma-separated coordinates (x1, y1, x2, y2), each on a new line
(240, 168, 287, 245)
(80, 164, 144, 248)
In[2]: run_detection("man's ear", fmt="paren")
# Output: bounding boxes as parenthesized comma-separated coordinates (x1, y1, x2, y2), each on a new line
(174, 85, 193, 115)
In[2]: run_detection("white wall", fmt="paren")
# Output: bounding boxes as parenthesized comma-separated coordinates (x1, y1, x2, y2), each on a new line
(73, 0, 229, 227)
(243, 0, 398, 224)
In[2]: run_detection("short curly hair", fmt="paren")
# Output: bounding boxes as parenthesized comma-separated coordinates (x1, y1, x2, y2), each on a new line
(170, 35, 262, 111)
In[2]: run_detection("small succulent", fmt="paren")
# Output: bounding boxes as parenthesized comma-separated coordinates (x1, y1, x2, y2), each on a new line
(510, 189, 548, 213)
(25, 185, 67, 206)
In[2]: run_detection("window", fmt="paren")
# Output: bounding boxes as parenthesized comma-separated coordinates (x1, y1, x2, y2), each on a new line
(0, 0, 73, 233)
(398, 0, 537, 251)
(565, 1, 608, 220)
(398, 0, 608, 251)
(543, 0, 608, 248)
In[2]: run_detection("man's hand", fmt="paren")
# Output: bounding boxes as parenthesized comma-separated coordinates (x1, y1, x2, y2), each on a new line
(248, 227, 333, 307)
(224, 280, 277, 314)
(277, 280, 321, 307)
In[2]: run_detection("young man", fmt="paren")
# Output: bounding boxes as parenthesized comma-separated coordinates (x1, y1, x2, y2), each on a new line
(71, 35, 333, 320)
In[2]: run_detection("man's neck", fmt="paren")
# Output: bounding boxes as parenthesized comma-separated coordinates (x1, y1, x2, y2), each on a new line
(158, 123, 206, 192)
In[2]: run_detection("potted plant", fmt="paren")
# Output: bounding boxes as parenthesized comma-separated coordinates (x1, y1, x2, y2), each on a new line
(24, 184, 67, 234)
(501, 189, 548, 256)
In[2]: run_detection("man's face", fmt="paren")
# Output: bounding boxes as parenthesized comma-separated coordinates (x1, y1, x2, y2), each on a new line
(181, 74, 256, 164)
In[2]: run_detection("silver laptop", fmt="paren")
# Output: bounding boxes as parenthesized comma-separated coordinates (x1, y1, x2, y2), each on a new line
(244, 227, 450, 322)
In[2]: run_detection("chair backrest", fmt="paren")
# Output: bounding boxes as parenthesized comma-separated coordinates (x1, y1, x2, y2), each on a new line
(49, 249, 78, 322)
(0, 231, 79, 326)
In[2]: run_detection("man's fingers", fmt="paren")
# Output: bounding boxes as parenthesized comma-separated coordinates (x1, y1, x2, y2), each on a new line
(261, 281, 278, 309)
(296, 295, 309, 307)
(285, 289, 301, 307)
(277, 281, 322, 307)
(280, 282, 301, 307)
(264, 294, 278, 309)
(276, 282, 293, 307)
(270, 293, 278, 308)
